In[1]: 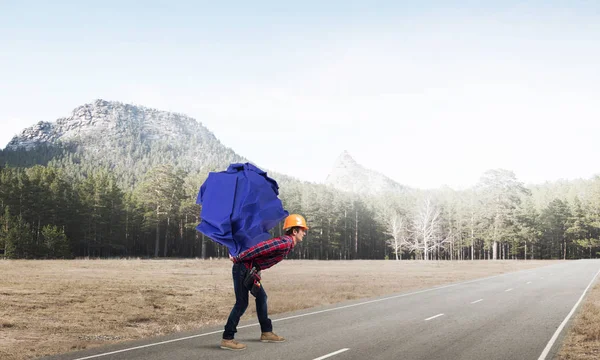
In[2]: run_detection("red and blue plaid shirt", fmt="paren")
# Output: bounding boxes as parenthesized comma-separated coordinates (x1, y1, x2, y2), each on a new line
(233, 235, 295, 270)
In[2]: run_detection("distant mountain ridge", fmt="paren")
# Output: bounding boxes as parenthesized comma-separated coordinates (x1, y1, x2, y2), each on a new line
(7, 99, 228, 152)
(3, 99, 248, 188)
(4, 100, 408, 195)
(325, 150, 409, 195)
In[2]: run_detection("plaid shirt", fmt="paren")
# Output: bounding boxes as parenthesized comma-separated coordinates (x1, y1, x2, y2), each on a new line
(233, 235, 295, 270)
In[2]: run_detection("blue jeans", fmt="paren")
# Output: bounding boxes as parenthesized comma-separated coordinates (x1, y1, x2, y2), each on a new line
(223, 262, 272, 339)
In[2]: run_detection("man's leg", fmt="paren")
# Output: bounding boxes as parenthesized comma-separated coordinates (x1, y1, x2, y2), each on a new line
(255, 281, 272, 333)
(221, 263, 249, 350)
(256, 282, 285, 343)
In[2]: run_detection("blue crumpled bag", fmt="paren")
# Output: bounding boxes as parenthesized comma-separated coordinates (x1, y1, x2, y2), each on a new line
(196, 163, 289, 256)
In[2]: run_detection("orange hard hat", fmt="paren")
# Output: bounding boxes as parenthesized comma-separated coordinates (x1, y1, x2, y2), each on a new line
(283, 214, 308, 230)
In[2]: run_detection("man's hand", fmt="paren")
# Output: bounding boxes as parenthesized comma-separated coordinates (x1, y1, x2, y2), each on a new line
(228, 254, 236, 263)
(250, 281, 261, 297)
(252, 269, 261, 282)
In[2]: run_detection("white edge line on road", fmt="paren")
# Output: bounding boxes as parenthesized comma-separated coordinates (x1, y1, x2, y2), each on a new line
(471, 299, 483, 304)
(313, 348, 350, 360)
(70, 331, 224, 360)
(425, 313, 445, 321)
(527, 281, 532, 284)
(67, 264, 560, 360)
(505, 288, 513, 292)
(537, 267, 600, 360)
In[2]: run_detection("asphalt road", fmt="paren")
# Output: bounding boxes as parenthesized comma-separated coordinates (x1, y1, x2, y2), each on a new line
(42, 260, 600, 360)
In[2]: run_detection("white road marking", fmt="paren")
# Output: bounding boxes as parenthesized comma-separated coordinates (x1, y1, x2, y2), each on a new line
(69, 330, 225, 360)
(527, 281, 532, 284)
(313, 348, 350, 360)
(541, 277, 545, 279)
(471, 299, 483, 304)
(505, 288, 513, 292)
(425, 313, 445, 321)
(538, 267, 600, 360)
(66, 265, 559, 360)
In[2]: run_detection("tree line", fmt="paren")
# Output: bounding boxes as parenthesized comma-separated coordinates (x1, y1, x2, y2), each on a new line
(1, 163, 599, 260)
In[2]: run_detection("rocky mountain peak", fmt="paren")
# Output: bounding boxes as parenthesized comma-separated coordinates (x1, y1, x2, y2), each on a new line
(2, 100, 247, 187)
(336, 150, 357, 165)
(5, 99, 214, 150)
(325, 150, 408, 195)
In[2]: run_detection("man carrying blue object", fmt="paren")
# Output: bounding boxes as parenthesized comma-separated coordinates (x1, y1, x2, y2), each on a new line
(195, 163, 307, 351)
(220, 214, 308, 351)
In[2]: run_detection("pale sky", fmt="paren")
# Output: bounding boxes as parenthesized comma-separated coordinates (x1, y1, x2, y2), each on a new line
(1, 1, 599, 189)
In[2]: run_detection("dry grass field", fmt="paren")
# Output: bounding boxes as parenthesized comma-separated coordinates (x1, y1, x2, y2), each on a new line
(558, 280, 600, 360)
(0, 258, 567, 360)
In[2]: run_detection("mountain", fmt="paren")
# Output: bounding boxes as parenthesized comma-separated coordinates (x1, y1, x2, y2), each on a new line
(7, 99, 218, 150)
(2, 100, 405, 195)
(325, 150, 409, 195)
(2, 99, 250, 188)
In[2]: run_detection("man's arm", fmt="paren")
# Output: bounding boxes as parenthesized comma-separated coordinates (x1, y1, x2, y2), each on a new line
(234, 236, 292, 264)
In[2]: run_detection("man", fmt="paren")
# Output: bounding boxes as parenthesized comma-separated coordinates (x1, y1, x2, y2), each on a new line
(220, 214, 308, 351)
